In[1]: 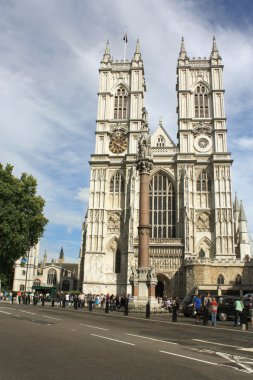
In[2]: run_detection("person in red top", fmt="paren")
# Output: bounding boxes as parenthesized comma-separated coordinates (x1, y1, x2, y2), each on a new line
(210, 298, 218, 326)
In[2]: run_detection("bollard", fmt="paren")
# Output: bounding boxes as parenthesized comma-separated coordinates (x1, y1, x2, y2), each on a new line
(203, 306, 209, 326)
(51, 299, 55, 307)
(42, 297, 45, 307)
(124, 300, 129, 316)
(172, 304, 178, 322)
(241, 310, 246, 331)
(146, 302, 150, 319)
(89, 300, 93, 311)
(105, 300, 109, 313)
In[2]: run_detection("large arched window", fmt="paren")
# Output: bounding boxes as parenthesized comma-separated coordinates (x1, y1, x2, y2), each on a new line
(149, 173, 176, 238)
(194, 84, 209, 118)
(110, 172, 125, 194)
(156, 135, 165, 147)
(114, 87, 128, 119)
(33, 279, 41, 287)
(196, 170, 211, 192)
(47, 269, 57, 285)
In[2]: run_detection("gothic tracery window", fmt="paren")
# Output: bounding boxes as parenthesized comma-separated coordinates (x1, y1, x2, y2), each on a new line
(196, 170, 211, 192)
(47, 269, 57, 285)
(110, 172, 125, 194)
(156, 135, 165, 147)
(194, 84, 209, 118)
(114, 86, 128, 119)
(217, 274, 224, 285)
(149, 173, 176, 238)
(235, 274, 242, 285)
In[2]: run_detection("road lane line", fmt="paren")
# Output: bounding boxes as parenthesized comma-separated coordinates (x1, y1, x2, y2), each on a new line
(41, 315, 61, 320)
(126, 333, 178, 345)
(91, 334, 135, 346)
(160, 350, 218, 366)
(80, 324, 109, 331)
(0, 307, 17, 310)
(0, 311, 11, 315)
(193, 339, 243, 350)
(19, 310, 37, 315)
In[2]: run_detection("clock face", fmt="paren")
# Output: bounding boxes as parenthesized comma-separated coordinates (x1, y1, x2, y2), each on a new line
(109, 134, 127, 154)
(198, 138, 208, 148)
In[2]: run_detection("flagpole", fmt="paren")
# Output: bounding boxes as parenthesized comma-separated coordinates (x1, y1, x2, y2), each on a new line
(124, 41, 126, 62)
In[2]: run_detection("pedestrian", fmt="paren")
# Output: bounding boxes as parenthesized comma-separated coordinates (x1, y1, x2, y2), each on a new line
(234, 298, 244, 326)
(210, 297, 218, 326)
(203, 292, 211, 326)
(194, 295, 202, 324)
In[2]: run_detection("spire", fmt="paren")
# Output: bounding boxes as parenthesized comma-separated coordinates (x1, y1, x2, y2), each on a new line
(132, 38, 142, 63)
(239, 200, 247, 222)
(234, 192, 240, 212)
(159, 116, 163, 128)
(210, 36, 221, 60)
(59, 247, 64, 259)
(178, 37, 188, 61)
(101, 40, 111, 64)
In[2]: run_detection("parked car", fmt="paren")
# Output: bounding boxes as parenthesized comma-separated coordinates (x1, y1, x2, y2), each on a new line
(216, 296, 240, 321)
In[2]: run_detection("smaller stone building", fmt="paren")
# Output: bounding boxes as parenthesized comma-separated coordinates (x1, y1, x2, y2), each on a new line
(13, 247, 78, 293)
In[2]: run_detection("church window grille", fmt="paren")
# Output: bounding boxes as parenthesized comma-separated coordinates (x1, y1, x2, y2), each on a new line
(20, 284, 25, 291)
(115, 248, 121, 273)
(114, 87, 128, 119)
(33, 279, 41, 287)
(217, 274, 225, 285)
(235, 274, 242, 285)
(110, 172, 125, 193)
(149, 173, 176, 238)
(156, 135, 165, 147)
(194, 84, 209, 118)
(47, 269, 57, 285)
(196, 171, 211, 192)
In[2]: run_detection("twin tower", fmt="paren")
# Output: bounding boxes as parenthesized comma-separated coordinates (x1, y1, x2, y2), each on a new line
(78, 38, 252, 300)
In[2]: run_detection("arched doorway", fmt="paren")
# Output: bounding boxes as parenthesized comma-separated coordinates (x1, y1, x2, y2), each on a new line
(156, 273, 171, 298)
(155, 281, 164, 298)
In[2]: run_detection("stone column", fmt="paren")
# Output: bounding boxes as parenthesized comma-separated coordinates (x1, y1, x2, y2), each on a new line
(129, 132, 157, 306)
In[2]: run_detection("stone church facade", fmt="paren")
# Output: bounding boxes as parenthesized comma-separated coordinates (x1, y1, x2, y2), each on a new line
(79, 38, 253, 298)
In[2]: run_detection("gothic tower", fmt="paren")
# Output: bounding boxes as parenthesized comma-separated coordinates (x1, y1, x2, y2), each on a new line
(81, 40, 148, 295)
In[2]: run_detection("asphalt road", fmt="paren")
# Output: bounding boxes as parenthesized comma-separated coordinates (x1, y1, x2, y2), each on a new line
(0, 302, 253, 380)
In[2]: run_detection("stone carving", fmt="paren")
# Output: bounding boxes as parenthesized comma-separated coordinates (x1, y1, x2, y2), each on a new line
(137, 132, 153, 160)
(196, 211, 212, 231)
(108, 213, 121, 231)
(192, 122, 212, 137)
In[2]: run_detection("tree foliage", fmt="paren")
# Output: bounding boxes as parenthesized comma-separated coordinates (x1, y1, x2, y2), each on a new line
(0, 164, 48, 281)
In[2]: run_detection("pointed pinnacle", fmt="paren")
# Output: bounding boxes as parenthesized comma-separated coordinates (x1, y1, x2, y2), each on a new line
(239, 200, 247, 222)
(212, 36, 219, 53)
(180, 36, 186, 53)
(234, 192, 240, 212)
(159, 116, 163, 127)
(135, 38, 141, 53)
(105, 39, 110, 55)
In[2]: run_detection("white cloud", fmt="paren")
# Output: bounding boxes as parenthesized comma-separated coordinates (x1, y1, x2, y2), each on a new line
(1, 0, 253, 259)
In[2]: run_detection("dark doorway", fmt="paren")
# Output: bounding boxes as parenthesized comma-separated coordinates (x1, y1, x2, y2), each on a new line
(155, 281, 164, 298)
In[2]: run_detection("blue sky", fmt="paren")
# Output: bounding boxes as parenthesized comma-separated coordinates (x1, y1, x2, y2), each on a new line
(1, 0, 253, 262)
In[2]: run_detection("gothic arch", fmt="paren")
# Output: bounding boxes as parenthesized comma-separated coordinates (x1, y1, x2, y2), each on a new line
(191, 80, 211, 93)
(217, 274, 225, 285)
(111, 82, 130, 95)
(108, 170, 125, 184)
(235, 274, 242, 285)
(150, 168, 176, 187)
(105, 237, 122, 274)
(196, 236, 212, 258)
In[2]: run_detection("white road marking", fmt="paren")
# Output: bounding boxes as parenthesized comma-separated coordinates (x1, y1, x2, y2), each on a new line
(41, 315, 61, 320)
(0, 311, 11, 315)
(126, 333, 178, 345)
(80, 324, 109, 331)
(0, 307, 17, 310)
(160, 350, 218, 366)
(91, 334, 135, 346)
(19, 310, 37, 315)
(193, 339, 252, 351)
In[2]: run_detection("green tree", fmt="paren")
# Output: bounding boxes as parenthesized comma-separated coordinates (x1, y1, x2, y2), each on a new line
(0, 164, 48, 285)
